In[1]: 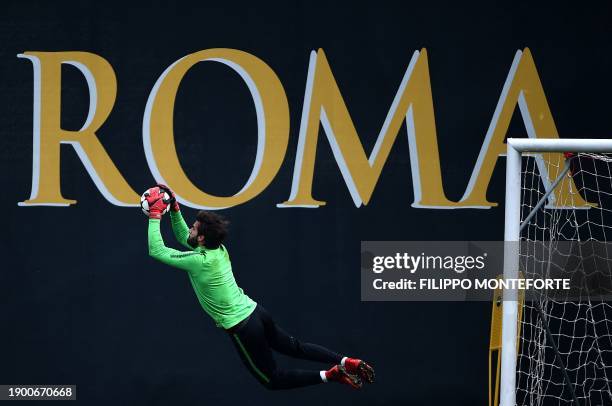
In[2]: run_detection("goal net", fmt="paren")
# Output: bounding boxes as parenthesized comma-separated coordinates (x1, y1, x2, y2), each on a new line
(509, 141, 612, 406)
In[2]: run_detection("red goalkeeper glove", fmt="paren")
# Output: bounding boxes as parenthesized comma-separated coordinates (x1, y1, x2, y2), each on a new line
(156, 183, 180, 212)
(145, 187, 170, 219)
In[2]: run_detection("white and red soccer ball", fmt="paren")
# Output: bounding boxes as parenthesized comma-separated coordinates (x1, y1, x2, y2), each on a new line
(140, 187, 171, 217)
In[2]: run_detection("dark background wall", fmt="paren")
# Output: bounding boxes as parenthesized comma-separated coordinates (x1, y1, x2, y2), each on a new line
(1, 1, 611, 405)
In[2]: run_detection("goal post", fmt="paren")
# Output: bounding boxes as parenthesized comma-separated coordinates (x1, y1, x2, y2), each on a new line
(501, 138, 612, 406)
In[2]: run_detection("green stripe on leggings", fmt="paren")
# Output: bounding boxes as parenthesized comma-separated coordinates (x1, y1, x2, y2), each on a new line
(233, 334, 270, 383)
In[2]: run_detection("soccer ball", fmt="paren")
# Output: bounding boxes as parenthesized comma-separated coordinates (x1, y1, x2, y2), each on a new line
(140, 187, 171, 217)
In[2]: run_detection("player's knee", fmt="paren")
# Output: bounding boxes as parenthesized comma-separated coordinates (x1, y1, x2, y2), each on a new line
(273, 336, 306, 357)
(288, 336, 308, 356)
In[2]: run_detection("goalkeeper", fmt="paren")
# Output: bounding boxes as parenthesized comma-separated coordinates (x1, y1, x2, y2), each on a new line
(144, 185, 375, 390)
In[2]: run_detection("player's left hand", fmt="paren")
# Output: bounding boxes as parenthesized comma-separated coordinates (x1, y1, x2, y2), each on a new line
(146, 187, 170, 219)
(156, 183, 180, 212)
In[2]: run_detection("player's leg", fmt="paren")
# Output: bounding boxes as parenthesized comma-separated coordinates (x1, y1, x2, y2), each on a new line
(229, 306, 359, 389)
(257, 305, 376, 383)
(257, 305, 342, 363)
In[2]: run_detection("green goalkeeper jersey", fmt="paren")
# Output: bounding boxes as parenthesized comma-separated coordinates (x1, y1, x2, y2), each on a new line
(148, 211, 256, 329)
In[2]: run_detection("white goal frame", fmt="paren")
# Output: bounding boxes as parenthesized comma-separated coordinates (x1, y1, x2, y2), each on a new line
(500, 138, 612, 406)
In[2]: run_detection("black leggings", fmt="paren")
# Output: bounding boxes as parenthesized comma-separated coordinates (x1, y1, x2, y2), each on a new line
(228, 305, 343, 390)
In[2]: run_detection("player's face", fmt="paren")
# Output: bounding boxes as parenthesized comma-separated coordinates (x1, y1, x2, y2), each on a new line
(187, 221, 202, 248)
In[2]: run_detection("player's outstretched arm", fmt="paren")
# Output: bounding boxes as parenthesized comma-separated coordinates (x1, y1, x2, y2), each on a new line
(156, 184, 192, 250)
(145, 187, 199, 271)
(148, 219, 203, 271)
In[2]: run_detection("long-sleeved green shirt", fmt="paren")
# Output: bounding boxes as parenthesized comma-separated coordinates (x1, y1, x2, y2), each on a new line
(148, 211, 256, 329)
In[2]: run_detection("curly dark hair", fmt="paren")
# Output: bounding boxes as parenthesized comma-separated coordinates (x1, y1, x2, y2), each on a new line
(196, 211, 229, 249)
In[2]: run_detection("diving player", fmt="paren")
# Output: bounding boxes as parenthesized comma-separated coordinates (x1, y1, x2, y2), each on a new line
(144, 185, 375, 390)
